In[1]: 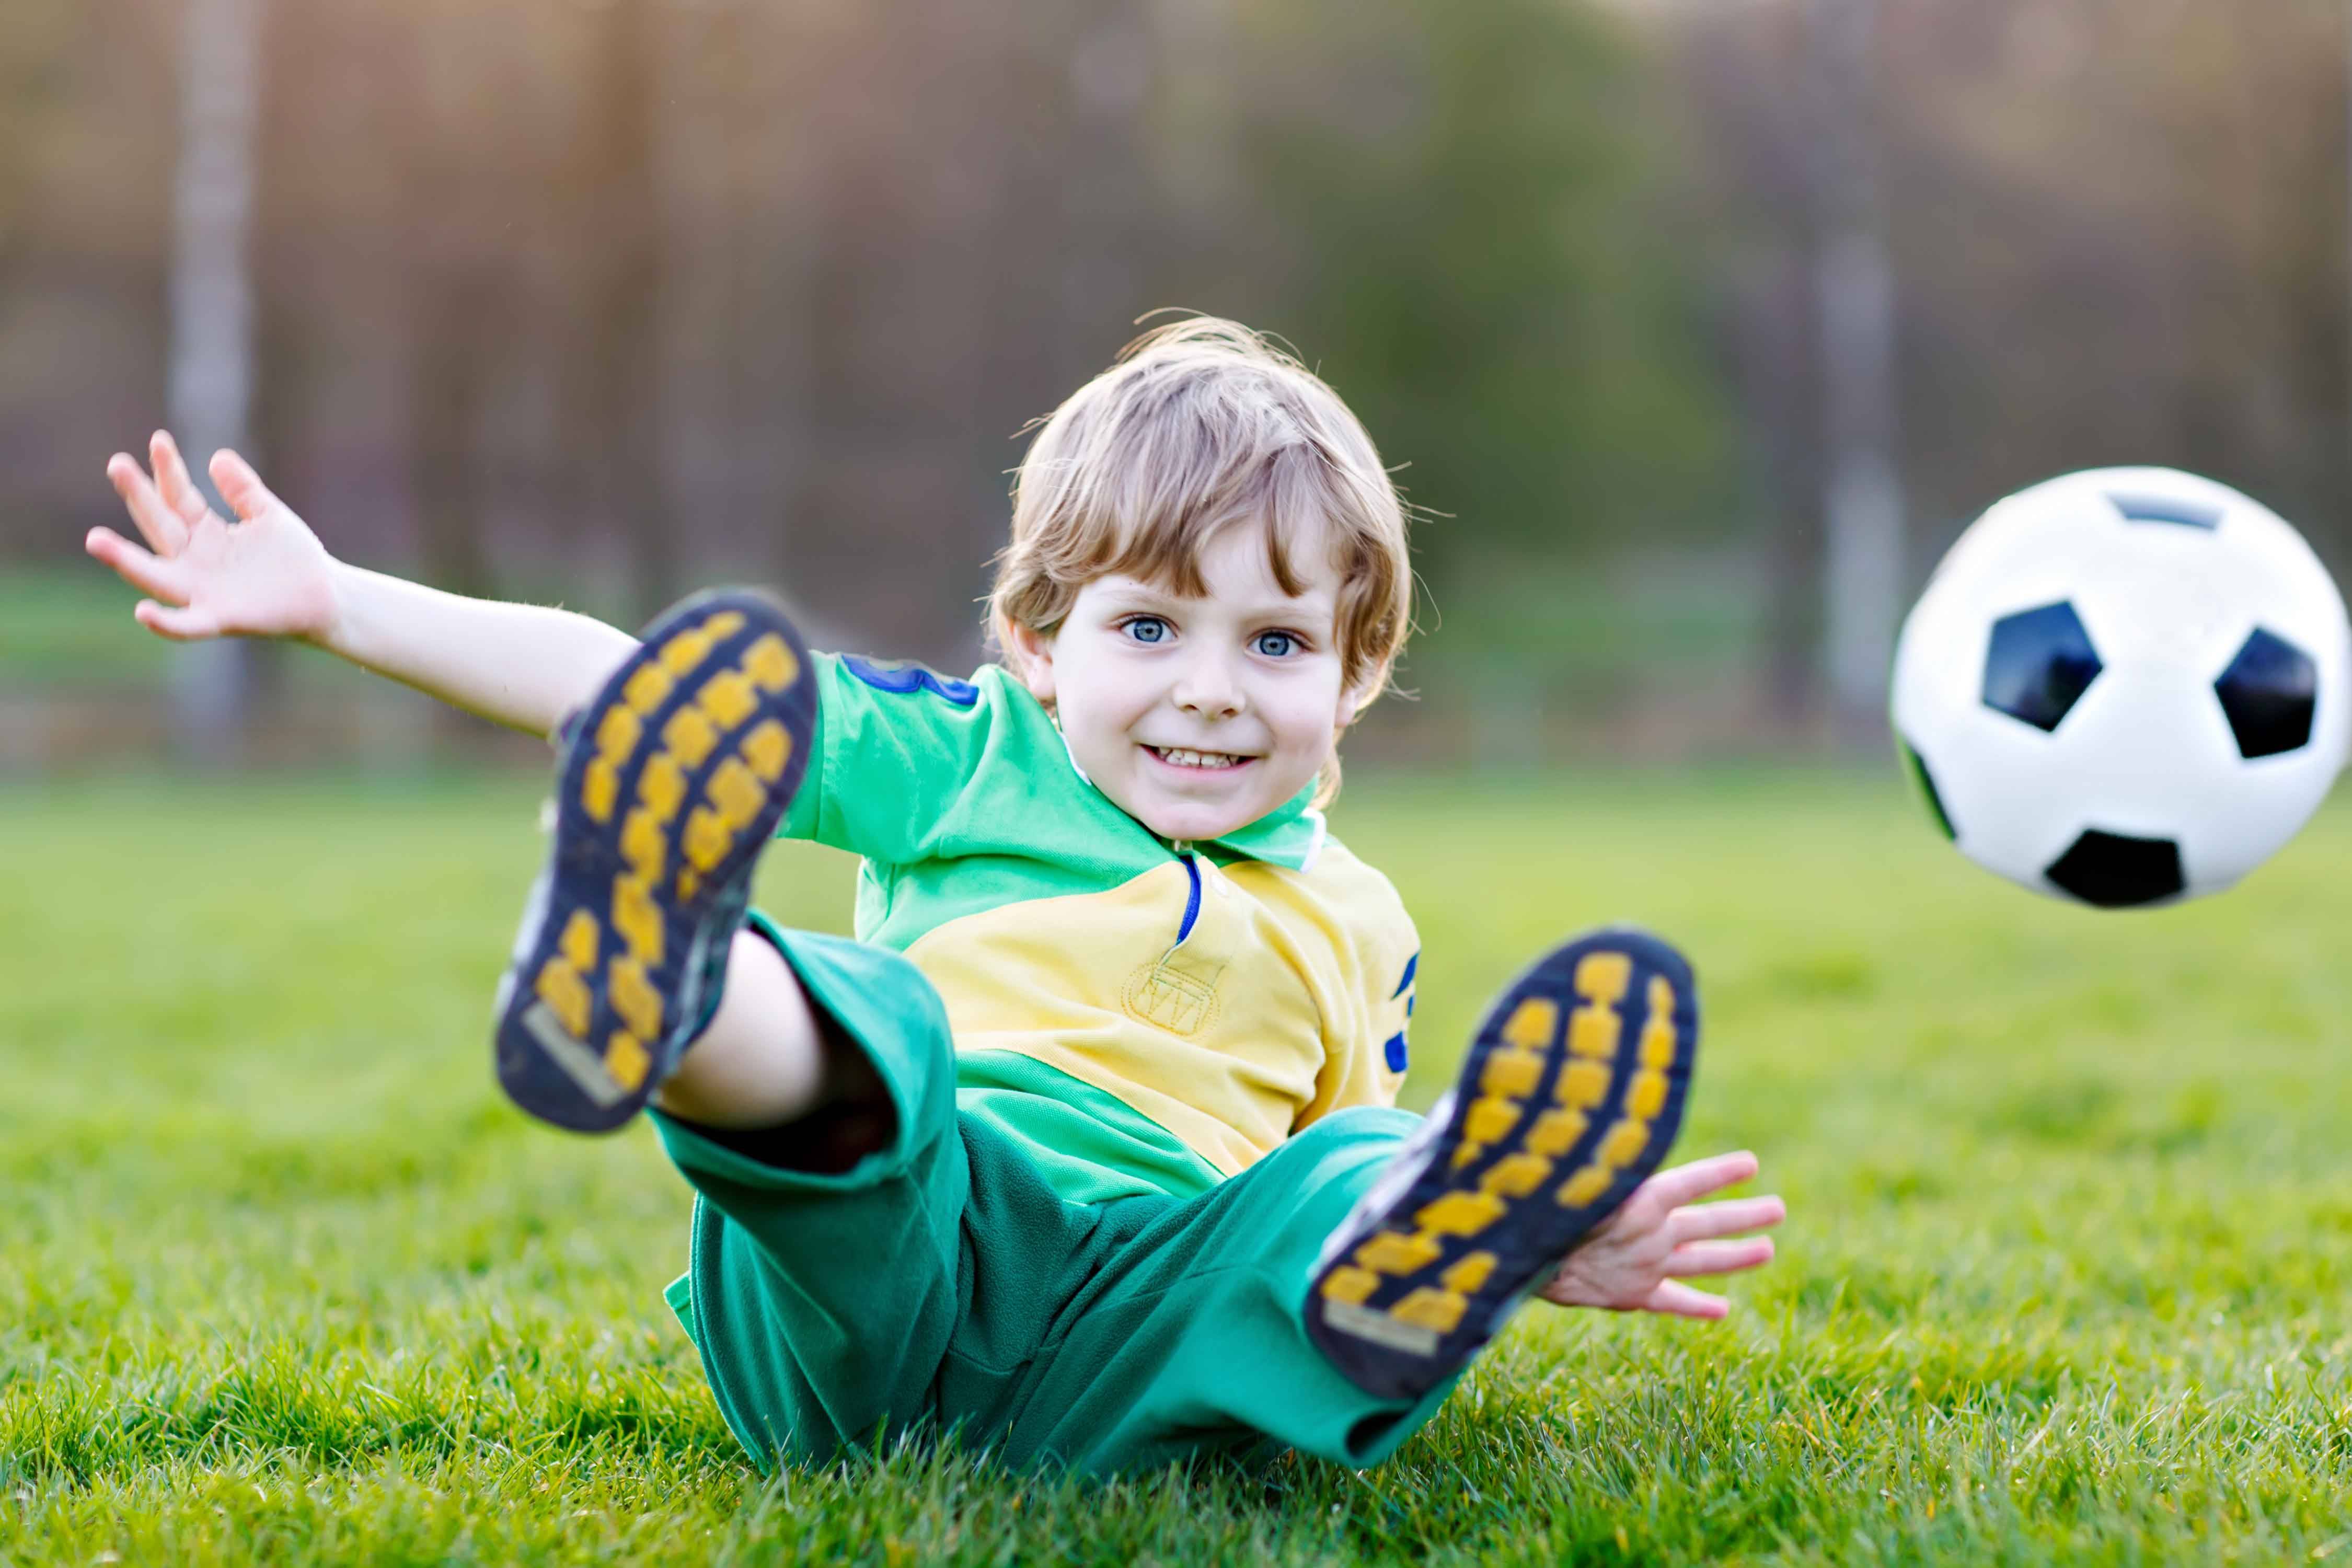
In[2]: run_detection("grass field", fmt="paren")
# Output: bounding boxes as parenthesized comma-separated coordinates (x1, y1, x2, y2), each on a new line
(5, 769, 2352, 1564)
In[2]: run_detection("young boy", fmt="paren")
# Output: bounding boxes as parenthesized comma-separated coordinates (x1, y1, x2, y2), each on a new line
(92, 318, 1784, 1476)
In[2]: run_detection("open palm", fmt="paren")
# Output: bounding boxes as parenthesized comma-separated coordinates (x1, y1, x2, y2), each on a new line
(91, 432, 338, 643)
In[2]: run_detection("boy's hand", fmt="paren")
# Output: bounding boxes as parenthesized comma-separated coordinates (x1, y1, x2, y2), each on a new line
(1538, 1149, 1784, 1320)
(91, 432, 338, 644)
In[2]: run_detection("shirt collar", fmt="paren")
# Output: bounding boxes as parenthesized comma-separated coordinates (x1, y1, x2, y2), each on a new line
(1205, 781, 1328, 871)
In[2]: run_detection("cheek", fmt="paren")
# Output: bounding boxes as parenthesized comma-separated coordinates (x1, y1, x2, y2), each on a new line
(1056, 644, 1156, 737)
(1264, 672, 1347, 751)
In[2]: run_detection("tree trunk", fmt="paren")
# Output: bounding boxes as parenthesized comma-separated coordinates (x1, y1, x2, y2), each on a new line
(1809, 0, 1905, 741)
(168, 0, 262, 764)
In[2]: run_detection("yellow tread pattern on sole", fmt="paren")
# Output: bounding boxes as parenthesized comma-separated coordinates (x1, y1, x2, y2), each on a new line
(1597, 1118, 1649, 1169)
(1481, 1048, 1543, 1099)
(741, 721, 792, 783)
(607, 956, 663, 1044)
(622, 664, 673, 713)
(594, 705, 642, 759)
(1557, 1165, 1611, 1207)
(534, 960, 591, 1039)
(744, 635, 799, 692)
(1479, 1152, 1553, 1198)
(581, 758, 620, 824)
(1463, 1096, 1521, 1146)
(699, 670, 757, 731)
(682, 807, 733, 873)
(1355, 1231, 1443, 1275)
(612, 877, 662, 966)
(1414, 1190, 1505, 1238)
(1500, 997, 1558, 1051)
(659, 629, 714, 676)
(1389, 1287, 1468, 1334)
(662, 708, 719, 770)
(1528, 1109, 1588, 1156)
(706, 758, 766, 831)
(620, 809, 667, 880)
(604, 1031, 652, 1092)
(1639, 975, 1679, 1068)
(557, 910, 600, 974)
(1441, 1252, 1497, 1295)
(638, 753, 687, 824)
(1558, 1058, 1611, 1110)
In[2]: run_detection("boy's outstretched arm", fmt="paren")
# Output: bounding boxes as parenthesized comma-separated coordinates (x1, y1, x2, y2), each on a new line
(1539, 1150, 1785, 1319)
(90, 432, 639, 737)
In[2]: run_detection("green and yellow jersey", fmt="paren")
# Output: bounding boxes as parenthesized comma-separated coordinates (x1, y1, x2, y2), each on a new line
(779, 651, 1421, 1205)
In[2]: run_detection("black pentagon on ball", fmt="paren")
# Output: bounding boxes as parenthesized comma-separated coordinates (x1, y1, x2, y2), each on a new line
(2107, 490, 2222, 529)
(2213, 628, 2318, 759)
(1982, 601, 2103, 732)
(1898, 736, 1956, 841)
(2044, 829, 2185, 909)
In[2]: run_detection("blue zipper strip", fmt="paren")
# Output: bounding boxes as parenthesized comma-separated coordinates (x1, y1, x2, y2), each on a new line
(1175, 855, 1203, 945)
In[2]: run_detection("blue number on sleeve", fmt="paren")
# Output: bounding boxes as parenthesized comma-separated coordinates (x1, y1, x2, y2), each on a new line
(841, 654, 981, 709)
(1383, 951, 1419, 1072)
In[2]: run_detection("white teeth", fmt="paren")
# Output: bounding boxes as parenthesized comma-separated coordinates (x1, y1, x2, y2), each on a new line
(1152, 746, 1247, 769)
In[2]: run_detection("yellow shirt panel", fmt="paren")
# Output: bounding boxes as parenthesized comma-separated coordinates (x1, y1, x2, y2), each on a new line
(903, 845, 1417, 1177)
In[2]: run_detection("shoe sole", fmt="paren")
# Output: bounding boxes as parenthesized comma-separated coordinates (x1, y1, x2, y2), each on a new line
(1304, 927, 1700, 1400)
(492, 589, 816, 1133)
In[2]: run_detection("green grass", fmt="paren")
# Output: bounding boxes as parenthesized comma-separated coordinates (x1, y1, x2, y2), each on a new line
(4, 768, 2351, 1564)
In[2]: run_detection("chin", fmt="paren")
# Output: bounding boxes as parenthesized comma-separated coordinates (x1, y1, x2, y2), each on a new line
(1134, 795, 1257, 844)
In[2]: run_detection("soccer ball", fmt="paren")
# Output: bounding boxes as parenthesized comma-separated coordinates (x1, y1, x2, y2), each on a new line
(1890, 467, 2350, 908)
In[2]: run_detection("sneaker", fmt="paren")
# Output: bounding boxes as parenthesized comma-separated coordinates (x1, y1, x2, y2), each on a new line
(491, 589, 817, 1133)
(1305, 927, 1700, 1400)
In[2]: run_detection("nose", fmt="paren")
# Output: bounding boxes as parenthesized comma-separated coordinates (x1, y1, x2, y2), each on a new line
(1171, 645, 1246, 720)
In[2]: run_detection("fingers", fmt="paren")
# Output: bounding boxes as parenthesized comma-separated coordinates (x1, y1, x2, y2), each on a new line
(1668, 1194, 1786, 1245)
(134, 599, 223, 641)
(1642, 1281, 1731, 1320)
(1660, 1236, 1775, 1278)
(209, 448, 279, 523)
(85, 526, 190, 603)
(1607, 1151, 1765, 1233)
(105, 452, 190, 556)
(149, 430, 210, 528)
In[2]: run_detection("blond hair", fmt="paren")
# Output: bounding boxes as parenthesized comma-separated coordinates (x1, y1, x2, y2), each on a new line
(988, 317, 1413, 805)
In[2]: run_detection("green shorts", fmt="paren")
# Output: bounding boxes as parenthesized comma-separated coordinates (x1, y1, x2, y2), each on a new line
(652, 918, 1457, 1477)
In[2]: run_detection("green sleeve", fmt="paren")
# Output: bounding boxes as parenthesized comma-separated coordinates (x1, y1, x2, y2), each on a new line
(779, 653, 1034, 863)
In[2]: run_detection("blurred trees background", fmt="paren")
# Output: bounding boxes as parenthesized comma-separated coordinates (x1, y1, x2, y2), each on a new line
(3, 0, 2351, 765)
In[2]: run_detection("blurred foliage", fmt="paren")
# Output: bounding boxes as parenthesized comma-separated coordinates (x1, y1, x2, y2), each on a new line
(14, 0, 2352, 739)
(1229, 0, 1737, 574)
(0, 0, 1734, 684)
(0, 568, 162, 684)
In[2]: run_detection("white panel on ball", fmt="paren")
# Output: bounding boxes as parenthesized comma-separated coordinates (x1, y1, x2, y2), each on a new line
(1890, 467, 2350, 908)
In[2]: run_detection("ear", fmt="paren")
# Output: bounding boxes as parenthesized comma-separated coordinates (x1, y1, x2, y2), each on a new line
(1007, 619, 1058, 705)
(1333, 672, 1377, 732)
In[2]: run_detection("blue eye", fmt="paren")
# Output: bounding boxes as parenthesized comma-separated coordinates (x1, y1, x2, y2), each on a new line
(1253, 631, 1297, 658)
(1125, 617, 1169, 645)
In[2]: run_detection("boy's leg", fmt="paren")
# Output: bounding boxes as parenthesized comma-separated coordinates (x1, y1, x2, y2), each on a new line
(652, 914, 974, 1467)
(1005, 928, 1701, 1475)
(1002, 1104, 1442, 1475)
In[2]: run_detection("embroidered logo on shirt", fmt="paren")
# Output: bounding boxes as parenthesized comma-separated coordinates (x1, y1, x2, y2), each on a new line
(1123, 958, 1224, 1035)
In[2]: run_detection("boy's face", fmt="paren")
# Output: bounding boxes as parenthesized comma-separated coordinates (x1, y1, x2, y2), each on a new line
(1011, 525, 1361, 844)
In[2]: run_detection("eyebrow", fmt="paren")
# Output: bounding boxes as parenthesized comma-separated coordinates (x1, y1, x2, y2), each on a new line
(1093, 581, 1336, 621)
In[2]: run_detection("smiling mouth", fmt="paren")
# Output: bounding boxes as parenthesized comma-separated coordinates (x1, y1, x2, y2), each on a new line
(1145, 745, 1257, 772)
